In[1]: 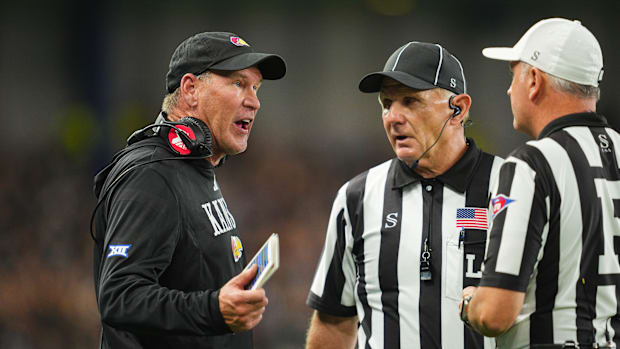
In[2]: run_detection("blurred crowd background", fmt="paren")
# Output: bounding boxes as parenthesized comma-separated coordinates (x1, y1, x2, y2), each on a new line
(1, 0, 618, 348)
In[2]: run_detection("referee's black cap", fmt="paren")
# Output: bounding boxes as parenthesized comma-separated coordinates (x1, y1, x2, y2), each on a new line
(166, 32, 287, 93)
(359, 42, 466, 95)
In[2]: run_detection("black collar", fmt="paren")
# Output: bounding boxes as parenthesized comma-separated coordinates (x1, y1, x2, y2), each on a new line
(538, 112, 609, 139)
(392, 138, 482, 193)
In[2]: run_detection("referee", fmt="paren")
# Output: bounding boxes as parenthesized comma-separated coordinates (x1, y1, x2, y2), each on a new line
(305, 42, 502, 349)
(460, 18, 619, 348)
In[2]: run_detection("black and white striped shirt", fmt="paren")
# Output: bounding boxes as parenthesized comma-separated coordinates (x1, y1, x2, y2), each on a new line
(481, 113, 620, 348)
(308, 139, 502, 349)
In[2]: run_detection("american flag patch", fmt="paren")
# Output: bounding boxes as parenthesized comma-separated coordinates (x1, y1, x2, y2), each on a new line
(456, 208, 489, 230)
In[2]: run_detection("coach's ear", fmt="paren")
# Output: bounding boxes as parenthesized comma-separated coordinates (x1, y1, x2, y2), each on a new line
(179, 73, 200, 108)
(449, 93, 471, 125)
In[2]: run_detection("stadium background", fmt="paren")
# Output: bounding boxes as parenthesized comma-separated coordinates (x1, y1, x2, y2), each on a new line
(1, 0, 618, 347)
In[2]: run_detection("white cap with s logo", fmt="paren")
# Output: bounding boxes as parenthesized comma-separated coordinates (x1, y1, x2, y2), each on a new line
(482, 18, 603, 87)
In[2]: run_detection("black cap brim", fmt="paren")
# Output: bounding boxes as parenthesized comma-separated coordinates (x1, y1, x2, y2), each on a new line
(359, 71, 437, 93)
(210, 52, 286, 80)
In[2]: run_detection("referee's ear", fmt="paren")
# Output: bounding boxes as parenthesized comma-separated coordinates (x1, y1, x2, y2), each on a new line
(448, 93, 471, 125)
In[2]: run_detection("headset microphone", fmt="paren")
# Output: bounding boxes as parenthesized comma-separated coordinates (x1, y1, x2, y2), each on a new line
(410, 117, 450, 169)
(410, 96, 460, 170)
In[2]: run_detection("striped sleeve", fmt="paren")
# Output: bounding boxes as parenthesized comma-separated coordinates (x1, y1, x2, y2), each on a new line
(307, 182, 358, 316)
(481, 145, 553, 292)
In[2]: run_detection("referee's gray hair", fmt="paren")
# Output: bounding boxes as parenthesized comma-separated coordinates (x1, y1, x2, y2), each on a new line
(161, 71, 212, 114)
(521, 63, 600, 101)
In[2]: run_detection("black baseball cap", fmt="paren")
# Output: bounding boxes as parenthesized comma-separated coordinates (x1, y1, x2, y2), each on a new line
(166, 32, 287, 93)
(359, 42, 467, 95)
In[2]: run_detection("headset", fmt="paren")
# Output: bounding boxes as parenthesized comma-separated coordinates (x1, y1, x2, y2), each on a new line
(89, 116, 213, 241)
(410, 95, 462, 169)
(127, 116, 213, 157)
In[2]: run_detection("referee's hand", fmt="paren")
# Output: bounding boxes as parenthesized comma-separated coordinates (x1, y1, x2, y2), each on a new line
(219, 264, 269, 332)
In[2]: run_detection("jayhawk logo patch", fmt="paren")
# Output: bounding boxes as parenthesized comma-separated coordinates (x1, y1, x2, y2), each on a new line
(231, 235, 243, 262)
(230, 36, 250, 47)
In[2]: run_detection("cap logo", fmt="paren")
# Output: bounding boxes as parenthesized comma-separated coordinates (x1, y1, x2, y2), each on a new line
(531, 51, 540, 61)
(230, 36, 250, 47)
(450, 78, 457, 88)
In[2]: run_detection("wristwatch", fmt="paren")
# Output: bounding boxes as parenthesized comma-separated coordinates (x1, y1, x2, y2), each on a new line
(460, 295, 473, 327)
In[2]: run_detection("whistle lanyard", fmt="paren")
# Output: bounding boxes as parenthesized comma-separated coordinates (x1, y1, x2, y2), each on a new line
(420, 179, 436, 281)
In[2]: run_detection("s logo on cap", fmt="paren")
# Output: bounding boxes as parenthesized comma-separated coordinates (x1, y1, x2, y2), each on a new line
(230, 36, 250, 47)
